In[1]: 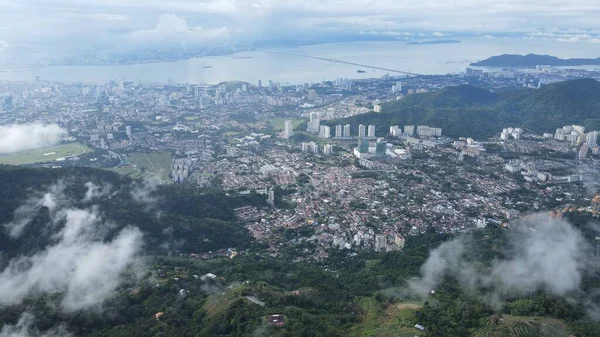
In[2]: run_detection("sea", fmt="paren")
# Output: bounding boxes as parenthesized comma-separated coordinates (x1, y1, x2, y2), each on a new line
(1, 38, 599, 85)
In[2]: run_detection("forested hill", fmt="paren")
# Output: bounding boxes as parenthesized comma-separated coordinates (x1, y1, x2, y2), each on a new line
(337, 79, 600, 138)
(0, 165, 265, 260)
(471, 54, 600, 67)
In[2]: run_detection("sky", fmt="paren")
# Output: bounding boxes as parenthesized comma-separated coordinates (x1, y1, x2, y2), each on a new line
(1, 0, 600, 55)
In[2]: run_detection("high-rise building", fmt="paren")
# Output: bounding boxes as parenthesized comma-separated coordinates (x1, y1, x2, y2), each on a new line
(258, 80, 262, 88)
(358, 124, 366, 138)
(307, 112, 320, 133)
(267, 188, 275, 206)
(390, 126, 401, 137)
(284, 120, 294, 138)
(368, 125, 376, 138)
(373, 104, 382, 113)
(268, 80, 274, 91)
(404, 125, 415, 136)
(396, 81, 402, 92)
(586, 131, 598, 147)
(375, 141, 386, 156)
(323, 144, 333, 155)
(125, 126, 132, 139)
(319, 125, 331, 138)
(335, 125, 342, 138)
(579, 145, 589, 159)
(358, 138, 369, 153)
(242, 83, 248, 92)
(343, 124, 351, 138)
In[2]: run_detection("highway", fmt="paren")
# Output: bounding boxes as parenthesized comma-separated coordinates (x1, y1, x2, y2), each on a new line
(259, 50, 421, 76)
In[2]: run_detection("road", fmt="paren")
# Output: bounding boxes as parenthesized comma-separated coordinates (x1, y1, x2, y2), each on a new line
(259, 50, 421, 76)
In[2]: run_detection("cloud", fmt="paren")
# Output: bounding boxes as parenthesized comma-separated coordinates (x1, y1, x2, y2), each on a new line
(409, 214, 592, 305)
(0, 183, 144, 312)
(126, 14, 230, 48)
(432, 31, 446, 37)
(0, 124, 66, 155)
(83, 181, 112, 202)
(0, 313, 72, 337)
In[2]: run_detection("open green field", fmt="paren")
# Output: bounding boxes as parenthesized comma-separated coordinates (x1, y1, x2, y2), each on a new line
(473, 315, 566, 337)
(113, 152, 173, 184)
(268, 118, 306, 130)
(0, 142, 92, 165)
(349, 298, 423, 337)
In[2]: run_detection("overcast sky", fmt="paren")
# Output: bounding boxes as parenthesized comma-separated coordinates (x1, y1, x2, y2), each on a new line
(1, 0, 600, 52)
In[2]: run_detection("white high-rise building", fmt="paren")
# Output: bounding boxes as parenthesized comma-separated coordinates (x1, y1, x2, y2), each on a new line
(373, 104, 382, 113)
(284, 120, 293, 138)
(323, 144, 333, 155)
(343, 124, 351, 138)
(267, 188, 275, 206)
(586, 131, 598, 147)
(358, 124, 366, 138)
(390, 126, 401, 137)
(396, 81, 402, 92)
(335, 125, 343, 138)
(319, 125, 331, 138)
(125, 125, 132, 139)
(368, 125, 376, 138)
(404, 125, 415, 136)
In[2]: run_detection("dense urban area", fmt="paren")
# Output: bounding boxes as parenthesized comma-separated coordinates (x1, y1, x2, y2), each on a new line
(2, 64, 600, 337)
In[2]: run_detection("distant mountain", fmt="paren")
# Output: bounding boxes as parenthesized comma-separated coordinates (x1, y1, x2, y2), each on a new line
(471, 54, 600, 67)
(335, 79, 600, 138)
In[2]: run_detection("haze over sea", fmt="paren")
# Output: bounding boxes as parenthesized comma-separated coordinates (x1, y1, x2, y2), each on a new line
(1, 38, 599, 84)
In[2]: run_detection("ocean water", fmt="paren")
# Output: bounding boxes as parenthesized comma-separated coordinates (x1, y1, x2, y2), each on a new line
(0, 38, 599, 84)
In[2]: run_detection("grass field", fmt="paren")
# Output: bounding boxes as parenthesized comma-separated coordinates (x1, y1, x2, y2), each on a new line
(473, 315, 566, 337)
(113, 152, 173, 184)
(349, 298, 423, 337)
(0, 143, 92, 165)
(268, 118, 306, 131)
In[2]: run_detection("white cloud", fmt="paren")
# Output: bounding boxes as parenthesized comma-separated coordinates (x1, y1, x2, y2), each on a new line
(126, 14, 230, 47)
(409, 214, 593, 307)
(432, 31, 446, 37)
(0, 123, 66, 155)
(0, 313, 72, 337)
(0, 0, 600, 55)
(0, 183, 144, 312)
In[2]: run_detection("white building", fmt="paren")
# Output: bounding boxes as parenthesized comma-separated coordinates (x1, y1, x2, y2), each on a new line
(284, 120, 294, 138)
(335, 125, 343, 138)
(586, 131, 598, 147)
(323, 144, 333, 155)
(373, 104, 382, 113)
(390, 126, 402, 137)
(343, 124, 351, 138)
(416, 125, 442, 137)
(319, 125, 331, 138)
(367, 125, 376, 138)
(125, 125, 132, 139)
(403, 125, 415, 136)
(358, 124, 366, 138)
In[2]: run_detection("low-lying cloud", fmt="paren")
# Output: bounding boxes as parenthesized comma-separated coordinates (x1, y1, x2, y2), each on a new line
(0, 313, 72, 337)
(0, 182, 144, 312)
(410, 214, 593, 304)
(0, 123, 67, 155)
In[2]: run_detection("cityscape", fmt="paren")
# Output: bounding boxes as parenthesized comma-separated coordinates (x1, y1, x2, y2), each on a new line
(1, 64, 599, 262)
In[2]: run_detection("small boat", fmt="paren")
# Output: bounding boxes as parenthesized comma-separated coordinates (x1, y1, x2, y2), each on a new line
(357, 69, 366, 73)
(203, 66, 212, 69)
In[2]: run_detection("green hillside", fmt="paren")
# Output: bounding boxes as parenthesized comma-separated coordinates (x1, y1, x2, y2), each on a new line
(0, 165, 265, 258)
(337, 79, 600, 138)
